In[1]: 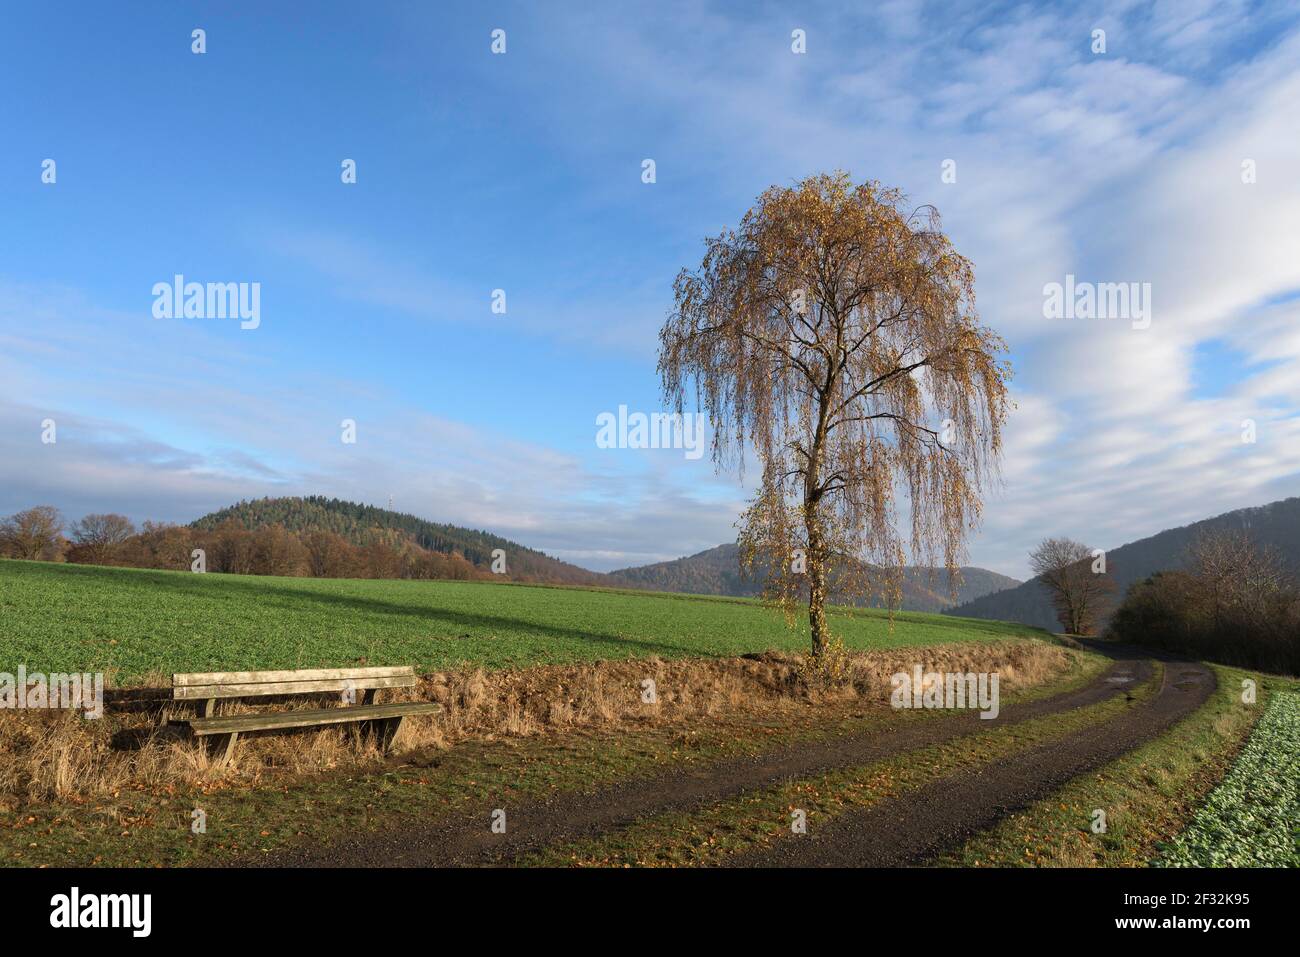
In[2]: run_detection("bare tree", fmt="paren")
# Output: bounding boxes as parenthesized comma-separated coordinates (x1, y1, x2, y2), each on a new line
(69, 513, 136, 564)
(360, 541, 402, 579)
(659, 172, 1011, 657)
(1029, 537, 1116, 635)
(122, 521, 194, 570)
(250, 524, 306, 577)
(303, 529, 355, 578)
(0, 506, 65, 560)
(202, 519, 256, 574)
(1187, 528, 1290, 629)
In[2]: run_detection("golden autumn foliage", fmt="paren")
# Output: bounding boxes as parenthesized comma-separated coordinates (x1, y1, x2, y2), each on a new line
(658, 172, 1012, 656)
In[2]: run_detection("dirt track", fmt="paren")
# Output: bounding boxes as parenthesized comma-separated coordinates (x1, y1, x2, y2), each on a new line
(731, 652, 1215, 867)
(260, 643, 1203, 868)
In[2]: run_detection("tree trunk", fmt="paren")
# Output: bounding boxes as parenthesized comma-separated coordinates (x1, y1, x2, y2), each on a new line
(805, 383, 833, 657)
(806, 509, 828, 658)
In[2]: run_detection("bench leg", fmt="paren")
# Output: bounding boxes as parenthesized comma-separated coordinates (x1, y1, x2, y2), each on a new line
(205, 731, 239, 767)
(374, 716, 403, 754)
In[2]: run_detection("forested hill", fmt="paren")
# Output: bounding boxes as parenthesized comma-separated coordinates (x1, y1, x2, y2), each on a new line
(190, 496, 604, 585)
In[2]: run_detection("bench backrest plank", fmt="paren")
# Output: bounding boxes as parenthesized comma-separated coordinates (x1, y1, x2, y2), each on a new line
(172, 666, 416, 701)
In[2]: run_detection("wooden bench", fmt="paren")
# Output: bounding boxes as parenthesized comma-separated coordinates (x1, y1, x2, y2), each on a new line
(169, 666, 441, 765)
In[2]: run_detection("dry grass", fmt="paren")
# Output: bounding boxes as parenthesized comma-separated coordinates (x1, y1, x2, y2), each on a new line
(0, 639, 1072, 809)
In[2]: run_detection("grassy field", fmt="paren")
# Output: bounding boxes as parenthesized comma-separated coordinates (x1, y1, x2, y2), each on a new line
(0, 559, 1047, 684)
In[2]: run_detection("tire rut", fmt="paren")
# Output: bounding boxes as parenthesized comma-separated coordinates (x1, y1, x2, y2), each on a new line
(257, 646, 1153, 867)
(729, 651, 1215, 867)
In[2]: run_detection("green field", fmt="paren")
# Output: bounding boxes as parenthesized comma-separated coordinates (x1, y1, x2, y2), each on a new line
(1157, 690, 1300, 867)
(0, 559, 1047, 684)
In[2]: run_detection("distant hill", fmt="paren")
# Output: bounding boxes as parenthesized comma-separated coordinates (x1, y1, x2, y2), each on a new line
(190, 497, 1020, 608)
(607, 544, 754, 596)
(946, 497, 1300, 631)
(607, 543, 1020, 612)
(191, 496, 605, 586)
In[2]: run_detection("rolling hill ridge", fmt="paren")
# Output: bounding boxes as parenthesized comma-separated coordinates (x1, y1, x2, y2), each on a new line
(607, 543, 1021, 612)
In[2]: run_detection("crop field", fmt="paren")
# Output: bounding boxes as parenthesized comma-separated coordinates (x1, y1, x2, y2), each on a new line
(1157, 690, 1300, 867)
(0, 559, 1047, 684)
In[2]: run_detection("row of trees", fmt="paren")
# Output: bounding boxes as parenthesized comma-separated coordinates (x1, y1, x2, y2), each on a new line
(1109, 531, 1300, 674)
(0, 506, 492, 581)
(1029, 529, 1298, 673)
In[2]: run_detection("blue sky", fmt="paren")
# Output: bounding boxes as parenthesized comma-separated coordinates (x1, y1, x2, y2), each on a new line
(4, 1, 1300, 577)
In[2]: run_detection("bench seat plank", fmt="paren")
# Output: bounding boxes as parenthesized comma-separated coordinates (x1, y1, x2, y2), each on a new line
(174, 666, 413, 686)
(174, 675, 416, 700)
(177, 701, 442, 736)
